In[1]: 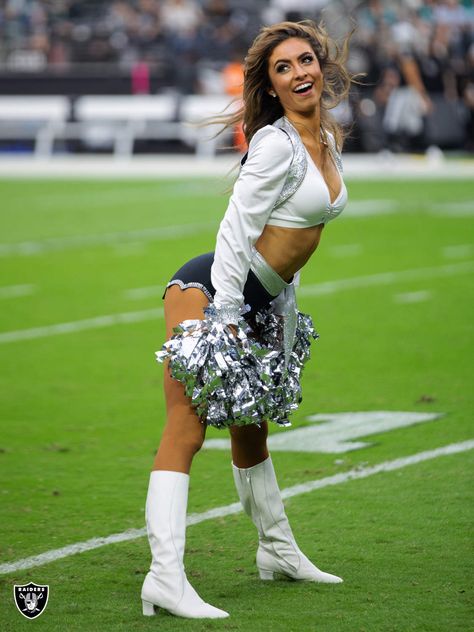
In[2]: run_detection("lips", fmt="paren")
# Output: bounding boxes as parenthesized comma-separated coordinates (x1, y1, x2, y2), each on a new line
(293, 82, 313, 95)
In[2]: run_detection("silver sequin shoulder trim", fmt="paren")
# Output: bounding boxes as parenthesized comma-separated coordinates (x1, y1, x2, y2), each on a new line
(326, 131, 344, 173)
(272, 117, 308, 209)
(165, 280, 213, 302)
(271, 118, 344, 209)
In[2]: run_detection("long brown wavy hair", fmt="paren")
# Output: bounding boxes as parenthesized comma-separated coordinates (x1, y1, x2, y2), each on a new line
(217, 20, 355, 151)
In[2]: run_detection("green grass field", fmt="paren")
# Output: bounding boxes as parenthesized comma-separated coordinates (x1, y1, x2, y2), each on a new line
(0, 175, 473, 631)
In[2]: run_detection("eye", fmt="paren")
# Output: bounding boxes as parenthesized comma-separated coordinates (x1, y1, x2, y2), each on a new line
(302, 54, 314, 64)
(275, 63, 289, 73)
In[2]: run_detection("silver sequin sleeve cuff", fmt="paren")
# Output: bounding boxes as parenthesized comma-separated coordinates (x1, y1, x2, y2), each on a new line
(212, 305, 241, 326)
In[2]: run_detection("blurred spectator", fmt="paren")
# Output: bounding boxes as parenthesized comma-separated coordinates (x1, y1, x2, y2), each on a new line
(383, 16, 434, 152)
(461, 41, 474, 149)
(0, 0, 472, 150)
(160, 0, 202, 36)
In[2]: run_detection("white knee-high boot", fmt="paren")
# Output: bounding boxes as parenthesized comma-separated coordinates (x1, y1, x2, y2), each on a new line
(232, 457, 343, 583)
(141, 470, 229, 618)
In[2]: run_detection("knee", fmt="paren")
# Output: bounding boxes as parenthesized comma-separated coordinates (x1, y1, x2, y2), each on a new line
(162, 417, 205, 456)
(229, 422, 268, 446)
(183, 430, 205, 456)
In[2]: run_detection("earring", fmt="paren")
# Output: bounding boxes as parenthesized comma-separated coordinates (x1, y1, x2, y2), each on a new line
(270, 91, 276, 98)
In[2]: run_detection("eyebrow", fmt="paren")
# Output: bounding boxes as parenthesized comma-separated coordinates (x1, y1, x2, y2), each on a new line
(273, 51, 313, 68)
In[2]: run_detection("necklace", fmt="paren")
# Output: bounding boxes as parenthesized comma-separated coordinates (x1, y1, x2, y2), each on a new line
(285, 117, 328, 147)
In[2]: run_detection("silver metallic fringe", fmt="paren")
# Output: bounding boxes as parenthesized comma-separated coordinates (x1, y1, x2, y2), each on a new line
(156, 304, 318, 428)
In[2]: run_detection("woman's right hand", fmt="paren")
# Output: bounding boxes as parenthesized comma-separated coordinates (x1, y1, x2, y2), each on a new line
(226, 324, 238, 338)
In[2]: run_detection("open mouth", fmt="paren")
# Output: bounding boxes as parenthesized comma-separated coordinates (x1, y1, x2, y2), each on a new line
(293, 82, 313, 95)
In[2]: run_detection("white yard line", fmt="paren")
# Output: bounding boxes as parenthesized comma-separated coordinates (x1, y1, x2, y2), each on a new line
(344, 200, 399, 217)
(0, 439, 472, 575)
(124, 285, 165, 300)
(124, 260, 473, 304)
(431, 201, 474, 216)
(328, 244, 363, 258)
(0, 221, 217, 257)
(442, 244, 474, 259)
(298, 261, 474, 297)
(2, 261, 473, 344)
(0, 284, 36, 299)
(393, 290, 432, 304)
(0, 308, 164, 344)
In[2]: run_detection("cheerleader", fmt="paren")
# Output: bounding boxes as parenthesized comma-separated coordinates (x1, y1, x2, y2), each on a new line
(142, 19, 354, 619)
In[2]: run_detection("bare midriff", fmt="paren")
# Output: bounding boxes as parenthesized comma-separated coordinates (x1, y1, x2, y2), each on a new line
(255, 223, 325, 282)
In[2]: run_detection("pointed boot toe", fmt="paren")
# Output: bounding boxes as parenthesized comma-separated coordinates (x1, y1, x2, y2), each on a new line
(142, 471, 229, 619)
(233, 458, 343, 587)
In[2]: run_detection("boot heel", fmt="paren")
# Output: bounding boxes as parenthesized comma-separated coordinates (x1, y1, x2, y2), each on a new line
(258, 568, 275, 581)
(142, 600, 156, 616)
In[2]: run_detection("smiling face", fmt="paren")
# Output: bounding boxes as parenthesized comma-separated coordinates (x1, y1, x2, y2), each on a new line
(267, 37, 323, 117)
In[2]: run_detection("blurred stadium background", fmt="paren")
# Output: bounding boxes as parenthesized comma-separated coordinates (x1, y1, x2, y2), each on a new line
(0, 0, 473, 161)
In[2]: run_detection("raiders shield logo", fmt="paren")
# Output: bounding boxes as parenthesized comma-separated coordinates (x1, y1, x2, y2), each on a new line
(14, 582, 49, 619)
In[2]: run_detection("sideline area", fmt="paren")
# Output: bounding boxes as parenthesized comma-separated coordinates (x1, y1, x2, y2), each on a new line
(0, 152, 473, 179)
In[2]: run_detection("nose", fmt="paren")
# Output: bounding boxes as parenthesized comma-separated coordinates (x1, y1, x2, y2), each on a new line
(294, 63, 308, 80)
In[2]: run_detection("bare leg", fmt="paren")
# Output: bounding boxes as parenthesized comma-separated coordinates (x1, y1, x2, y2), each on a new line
(229, 421, 269, 468)
(153, 284, 210, 473)
(142, 284, 229, 619)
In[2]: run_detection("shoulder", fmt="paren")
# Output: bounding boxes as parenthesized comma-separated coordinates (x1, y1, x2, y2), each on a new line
(250, 125, 292, 154)
(244, 125, 293, 165)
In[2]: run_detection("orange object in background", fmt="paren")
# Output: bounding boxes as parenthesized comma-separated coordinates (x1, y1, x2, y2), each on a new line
(222, 61, 244, 97)
(233, 121, 247, 153)
(222, 59, 247, 153)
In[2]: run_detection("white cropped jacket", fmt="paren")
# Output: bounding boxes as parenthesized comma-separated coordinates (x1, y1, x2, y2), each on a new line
(210, 116, 345, 325)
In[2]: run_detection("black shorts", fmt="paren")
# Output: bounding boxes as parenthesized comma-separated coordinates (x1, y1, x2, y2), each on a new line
(163, 252, 277, 314)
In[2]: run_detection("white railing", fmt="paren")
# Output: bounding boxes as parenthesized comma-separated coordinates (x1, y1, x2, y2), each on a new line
(0, 94, 238, 158)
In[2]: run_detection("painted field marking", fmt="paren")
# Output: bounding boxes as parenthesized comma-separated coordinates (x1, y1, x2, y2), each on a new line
(112, 242, 147, 257)
(205, 412, 443, 454)
(2, 260, 473, 344)
(393, 290, 432, 304)
(158, 181, 227, 197)
(298, 260, 474, 297)
(0, 221, 217, 257)
(124, 260, 473, 305)
(431, 201, 474, 217)
(345, 199, 399, 217)
(0, 284, 36, 299)
(442, 244, 474, 259)
(0, 439, 472, 575)
(328, 244, 363, 258)
(124, 285, 165, 300)
(4, 182, 212, 211)
(0, 308, 164, 344)
(5, 196, 470, 259)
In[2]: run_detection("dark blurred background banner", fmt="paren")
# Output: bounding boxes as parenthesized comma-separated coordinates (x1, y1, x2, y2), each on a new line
(0, 0, 473, 155)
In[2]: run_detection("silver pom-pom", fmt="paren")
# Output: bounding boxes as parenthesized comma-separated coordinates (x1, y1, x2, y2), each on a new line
(156, 304, 318, 428)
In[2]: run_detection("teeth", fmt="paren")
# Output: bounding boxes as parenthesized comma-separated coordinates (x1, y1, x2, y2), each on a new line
(294, 83, 312, 93)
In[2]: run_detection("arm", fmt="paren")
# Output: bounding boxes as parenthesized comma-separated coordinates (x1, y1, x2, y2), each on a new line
(399, 55, 433, 113)
(210, 125, 293, 324)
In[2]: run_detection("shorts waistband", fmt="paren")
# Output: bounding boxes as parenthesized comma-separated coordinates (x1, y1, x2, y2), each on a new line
(249, 248, 291, 297)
